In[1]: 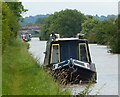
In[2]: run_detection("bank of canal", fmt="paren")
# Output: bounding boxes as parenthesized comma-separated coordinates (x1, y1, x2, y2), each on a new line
(29, 37, 118, 95)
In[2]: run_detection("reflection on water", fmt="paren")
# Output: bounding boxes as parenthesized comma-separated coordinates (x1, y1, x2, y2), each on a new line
(29, 38, 118, 95)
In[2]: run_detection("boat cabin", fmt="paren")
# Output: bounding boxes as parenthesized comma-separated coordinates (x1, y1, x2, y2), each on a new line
(44, 38, 92, 65)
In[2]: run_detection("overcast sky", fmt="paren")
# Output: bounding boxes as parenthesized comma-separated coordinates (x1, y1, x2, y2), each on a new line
(19, 0, 119, 17)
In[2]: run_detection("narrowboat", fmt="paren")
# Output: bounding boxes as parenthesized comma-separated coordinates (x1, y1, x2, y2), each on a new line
(44, 34, 97, 84)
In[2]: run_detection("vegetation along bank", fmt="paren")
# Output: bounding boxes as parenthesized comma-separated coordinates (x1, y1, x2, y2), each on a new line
(2, 1, 70, 95)
(2, 38, 70, 95)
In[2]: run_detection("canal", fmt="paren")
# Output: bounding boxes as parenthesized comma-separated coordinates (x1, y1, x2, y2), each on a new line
(29, 37, 118, 95)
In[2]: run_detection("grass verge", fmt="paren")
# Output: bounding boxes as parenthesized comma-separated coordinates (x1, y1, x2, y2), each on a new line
(2, 38, 70, 95)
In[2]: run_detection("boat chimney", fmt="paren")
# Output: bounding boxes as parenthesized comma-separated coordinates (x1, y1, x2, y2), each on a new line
(77, 33, 84, 39)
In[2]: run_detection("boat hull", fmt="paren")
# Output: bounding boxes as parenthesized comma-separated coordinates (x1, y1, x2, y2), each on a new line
(53, 66, 96, 84)
(51, 59, 97, 84)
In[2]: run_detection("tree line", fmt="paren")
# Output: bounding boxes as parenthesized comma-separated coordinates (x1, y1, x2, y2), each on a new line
(2, 1, 27, 53)
(38, 9, 120, 53)
(81, 15, 120, 53)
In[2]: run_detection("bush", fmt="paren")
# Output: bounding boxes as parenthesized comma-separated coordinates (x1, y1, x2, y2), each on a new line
(2, 2, 27, 53)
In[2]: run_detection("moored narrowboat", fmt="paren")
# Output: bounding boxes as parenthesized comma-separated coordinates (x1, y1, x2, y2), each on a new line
(44, 34, 97, 84)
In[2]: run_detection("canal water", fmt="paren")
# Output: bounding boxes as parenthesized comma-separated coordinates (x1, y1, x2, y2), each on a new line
(29, 38, 47, 64)
(29, 37, 119, 95)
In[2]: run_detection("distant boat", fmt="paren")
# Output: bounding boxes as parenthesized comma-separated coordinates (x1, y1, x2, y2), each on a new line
(43, 34, 97, 84)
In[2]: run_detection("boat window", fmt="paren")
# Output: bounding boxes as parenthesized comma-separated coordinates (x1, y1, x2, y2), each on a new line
(79, 43, 89, 62)
(50, 44, 60, 64)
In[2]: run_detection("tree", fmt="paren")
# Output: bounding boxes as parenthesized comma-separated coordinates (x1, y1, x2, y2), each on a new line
(94, 18, 116, 45)
(94, 17, 120, 53)
(93, 20, 108, 45)
(6, 2, 28, 19)
(2, 2, 12, 51)
(81, 15, 120, 53)
(2, 2, 27, 53)
(81, 16, 100, 43)
(108, 17, 120, 53)
(41, 9, 86, 40)
(35, 17, 47, 24)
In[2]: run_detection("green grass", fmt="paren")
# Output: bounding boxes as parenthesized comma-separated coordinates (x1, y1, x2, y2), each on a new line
(2, 39, 70, 95)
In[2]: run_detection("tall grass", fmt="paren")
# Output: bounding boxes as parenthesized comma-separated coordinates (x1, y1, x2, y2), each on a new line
(2, 38, 70, 95)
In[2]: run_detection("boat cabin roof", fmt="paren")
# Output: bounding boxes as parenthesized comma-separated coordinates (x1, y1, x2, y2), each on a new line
(53, 38, 87, 42)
